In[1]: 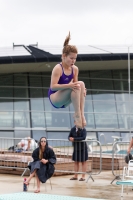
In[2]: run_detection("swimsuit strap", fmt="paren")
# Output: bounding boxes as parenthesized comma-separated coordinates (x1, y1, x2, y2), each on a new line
(59, 63, 73, 75)
(59, 63, 64, 73)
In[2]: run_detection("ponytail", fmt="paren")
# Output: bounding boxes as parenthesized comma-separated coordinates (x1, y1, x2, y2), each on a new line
(62, 32, 78, 56)
(63, 31, 71, 47)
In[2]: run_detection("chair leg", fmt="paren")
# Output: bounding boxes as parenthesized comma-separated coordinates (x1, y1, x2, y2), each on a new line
(43, 183, 47, 192)
(21, 168, 28, 177)
(121, 184, 124, 197)
(49, 178, 52, 190)
(43, 179, 52, 191)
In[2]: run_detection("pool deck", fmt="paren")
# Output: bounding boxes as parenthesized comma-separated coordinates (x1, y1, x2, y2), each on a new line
(0, 170, 133, 200)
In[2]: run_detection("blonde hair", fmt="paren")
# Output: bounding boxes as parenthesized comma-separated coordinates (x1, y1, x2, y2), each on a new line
(62, 32, 78, 55)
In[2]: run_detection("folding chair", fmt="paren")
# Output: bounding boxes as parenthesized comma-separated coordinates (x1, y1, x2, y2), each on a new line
(21, 161, 52, 191)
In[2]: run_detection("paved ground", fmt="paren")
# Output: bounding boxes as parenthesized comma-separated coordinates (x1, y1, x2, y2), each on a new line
(0, 171, 133, 200)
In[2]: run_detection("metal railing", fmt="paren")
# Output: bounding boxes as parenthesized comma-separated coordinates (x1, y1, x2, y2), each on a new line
(0, 137, 37, 170)
(0, 137, 102, 182)
(111, 141, 130, 184)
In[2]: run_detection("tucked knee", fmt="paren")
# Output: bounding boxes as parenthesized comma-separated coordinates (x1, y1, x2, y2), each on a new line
(78, 81, 85, 88)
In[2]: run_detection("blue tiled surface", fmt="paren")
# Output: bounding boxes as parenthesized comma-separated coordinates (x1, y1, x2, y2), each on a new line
(0, 193, 106, 200)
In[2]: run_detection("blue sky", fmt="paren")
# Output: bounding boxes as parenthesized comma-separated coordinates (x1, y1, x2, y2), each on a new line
(0, 0, 133, 47)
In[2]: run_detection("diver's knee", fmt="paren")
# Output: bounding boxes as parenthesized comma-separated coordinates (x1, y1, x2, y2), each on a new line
(78, 81, 85, 88)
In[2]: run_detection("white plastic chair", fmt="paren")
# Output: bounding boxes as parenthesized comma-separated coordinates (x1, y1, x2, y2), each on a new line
(118, 160, 133, 197)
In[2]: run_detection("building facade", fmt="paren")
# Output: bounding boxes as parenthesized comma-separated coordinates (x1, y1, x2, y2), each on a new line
(0, 45, 133, 144)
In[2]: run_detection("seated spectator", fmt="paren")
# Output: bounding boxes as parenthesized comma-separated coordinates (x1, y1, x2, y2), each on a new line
(17, 137, 38, 151)
(24, 137, 56, 193)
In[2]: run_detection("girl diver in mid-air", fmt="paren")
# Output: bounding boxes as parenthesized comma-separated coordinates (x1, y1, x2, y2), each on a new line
(48, 32, 86, 128)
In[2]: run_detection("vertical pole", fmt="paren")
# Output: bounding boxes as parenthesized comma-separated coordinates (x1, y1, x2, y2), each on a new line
(128, 47, 131, 135)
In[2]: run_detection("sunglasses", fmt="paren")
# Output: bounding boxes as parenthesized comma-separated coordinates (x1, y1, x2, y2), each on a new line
(41, 140, 46, 143)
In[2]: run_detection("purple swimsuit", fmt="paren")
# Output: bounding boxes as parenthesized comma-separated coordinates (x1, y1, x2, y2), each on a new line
(48, 63, 74, 108)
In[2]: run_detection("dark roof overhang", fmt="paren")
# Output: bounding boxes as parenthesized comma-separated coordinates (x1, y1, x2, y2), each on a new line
(0, 45, 132, 65)
(0, 45, 133, 74)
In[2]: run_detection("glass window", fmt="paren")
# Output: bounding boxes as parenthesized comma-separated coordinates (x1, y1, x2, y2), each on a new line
(92, 91, 115, 101)
(14, 130, 31, 146)
(46, 112, 70, 128)
(79, 71, 89, 77)
(14, 88, 29, 98)
(0, 131, 13, 137)
(29, 75, 42, 87)
(93, 101, 117, 113)
(121, 132, 133, 141)
(30, 98, 44, 111)
(0, 131, 14, 149)
(0, 88, 13, 97)
(97, 132, 120, 145)
(113, 70, 128, 80)
(14, 111, 30, 128)
(42, 76, 51, 88)
(30, 88, 43, 98)
(31, 112, 45, 128)
(131, 70, 133, 80)
(85, 114, 95, 129)
(44, 98, 71, 129)
(30, 72, 42, 75)
(14, 75, 28, 86)
(86, 132, 97, 140)
(86, 90, 92, 100)
(90, 70, 112, 79)
(116, 101, 133, 114)
(43, 88, 49, 98)
(131, 81, 133, 92)
(91, 79, 113, 90)
(0, 75, 13, 86)
(115, 92, 131, 101)
(0, 99, 13, 111)
(47, 132, 70, 147)
(32, 130, 46, 141)
(85, 100, 93, 113)
(70, 100, 93, 113)
(118, 114, 133, 129)
(114, 80, 128, 91)
(14, 130, 31, 138)
(14, 99, 29, 111)
(95, 114, 118, 128)
(0, 111, 13, 128)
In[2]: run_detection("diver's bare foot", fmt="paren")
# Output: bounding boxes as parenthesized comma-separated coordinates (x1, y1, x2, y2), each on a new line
(74, 113, 82, 128)
(82, 115, 86, 127)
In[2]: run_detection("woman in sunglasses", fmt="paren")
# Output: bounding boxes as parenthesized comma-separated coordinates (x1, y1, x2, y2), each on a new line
(24, 137, 56, 193)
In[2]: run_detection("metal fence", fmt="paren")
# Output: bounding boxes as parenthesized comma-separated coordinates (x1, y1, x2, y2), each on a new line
(111, 141, 130, 184)
(0, 137, 37, 171)
(0, 137, 102, 181)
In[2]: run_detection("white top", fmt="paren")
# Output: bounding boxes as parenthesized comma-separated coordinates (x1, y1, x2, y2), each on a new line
(20, 138, 38, 151)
